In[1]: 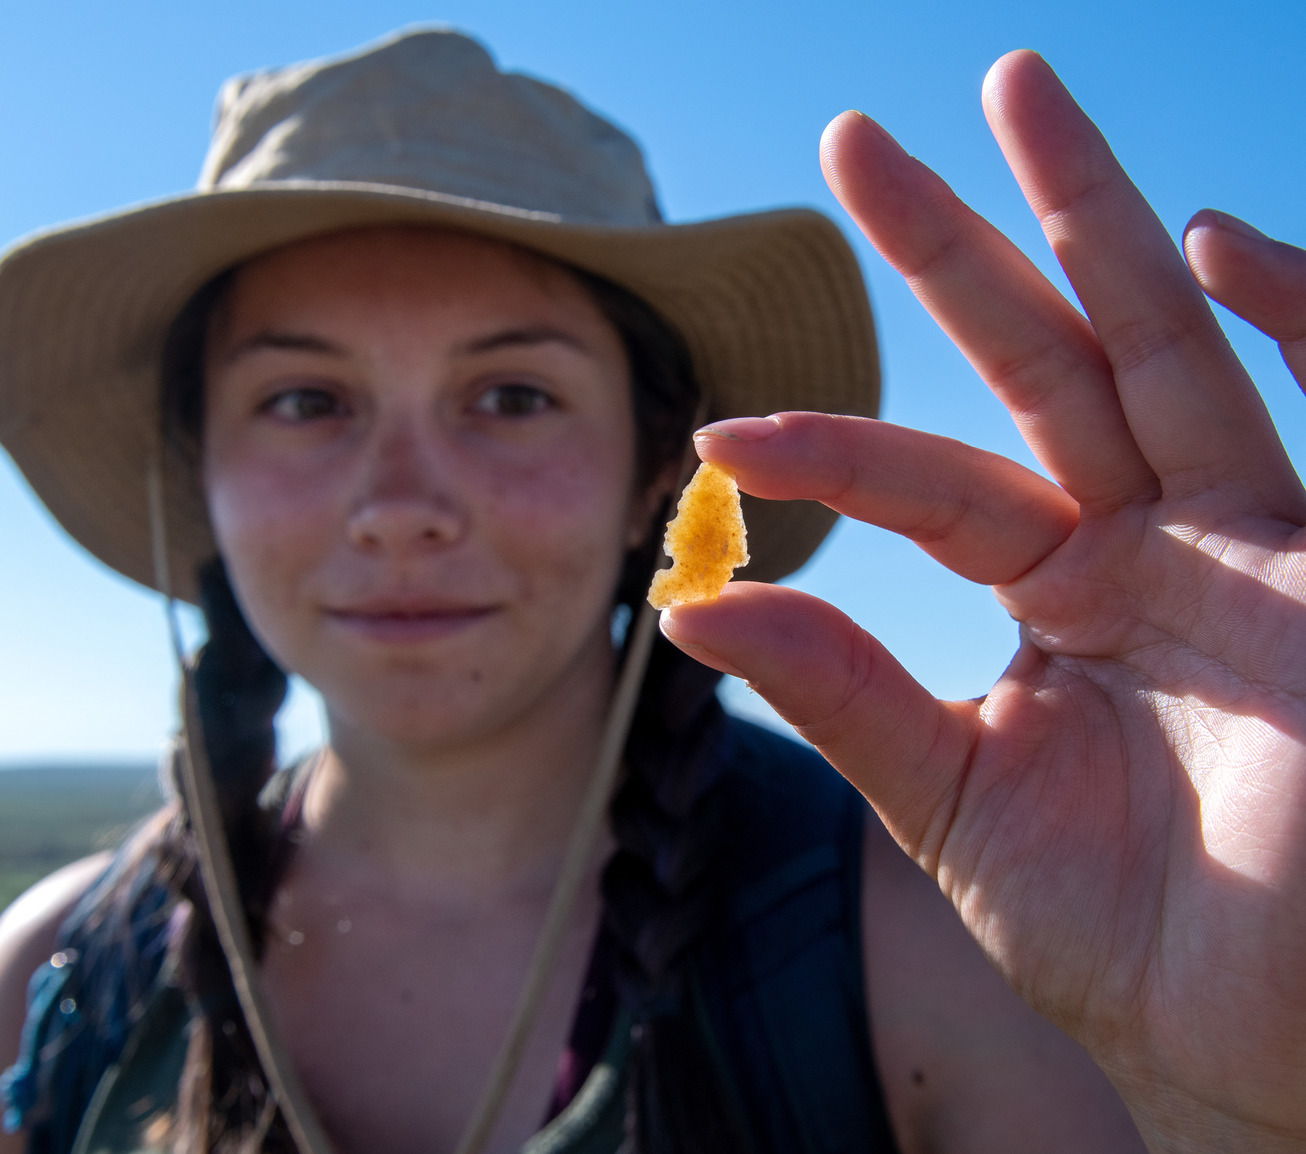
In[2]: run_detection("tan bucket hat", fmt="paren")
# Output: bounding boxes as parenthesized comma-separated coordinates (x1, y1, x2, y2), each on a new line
(0, 27, 879, 603)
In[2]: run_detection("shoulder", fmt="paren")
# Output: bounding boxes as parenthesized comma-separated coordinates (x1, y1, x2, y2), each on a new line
(860, 812, 1146, 1152)
(0, 855, 112, 1135)
(1, 855, 113, 1042)
(0, 817, 184, 1151)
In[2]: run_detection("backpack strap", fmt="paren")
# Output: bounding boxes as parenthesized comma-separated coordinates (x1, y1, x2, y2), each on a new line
(694, 719, 901, 1154)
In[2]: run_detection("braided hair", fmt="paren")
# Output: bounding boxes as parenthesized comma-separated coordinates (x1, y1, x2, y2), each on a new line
(586, 272, 750, 1153)
(55, 252, 748, 1152)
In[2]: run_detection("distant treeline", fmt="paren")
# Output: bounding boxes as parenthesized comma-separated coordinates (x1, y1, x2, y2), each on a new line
(0, 763, 163, 913)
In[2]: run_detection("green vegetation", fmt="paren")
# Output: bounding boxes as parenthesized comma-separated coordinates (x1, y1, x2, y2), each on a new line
(0, 764, 163, 914)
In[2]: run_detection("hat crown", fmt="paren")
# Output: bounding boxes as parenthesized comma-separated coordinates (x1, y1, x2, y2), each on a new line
(199, 28, 663, 227)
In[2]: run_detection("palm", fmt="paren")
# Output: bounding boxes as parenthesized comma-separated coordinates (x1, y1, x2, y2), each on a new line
(665, 51, 1306, 1150)
(961, 501, 1306, 1061)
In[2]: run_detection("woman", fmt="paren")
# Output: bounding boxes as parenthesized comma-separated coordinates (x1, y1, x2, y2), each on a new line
(3, 24, 1293, 1154)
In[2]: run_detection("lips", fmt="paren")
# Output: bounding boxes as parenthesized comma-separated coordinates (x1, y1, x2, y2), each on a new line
(322, 598, 499, 643)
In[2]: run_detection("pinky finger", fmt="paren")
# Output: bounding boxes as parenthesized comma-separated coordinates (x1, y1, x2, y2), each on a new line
(1183, 210, 1306, 391)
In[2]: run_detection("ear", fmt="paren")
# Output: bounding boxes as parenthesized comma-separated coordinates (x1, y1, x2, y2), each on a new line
(625, 460, 680, 549)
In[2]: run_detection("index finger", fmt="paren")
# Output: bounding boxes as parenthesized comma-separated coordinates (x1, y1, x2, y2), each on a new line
(695, 411, 1078, 586)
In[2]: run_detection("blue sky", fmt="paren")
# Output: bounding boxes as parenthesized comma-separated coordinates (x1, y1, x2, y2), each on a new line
(1, 0, 1303, 762)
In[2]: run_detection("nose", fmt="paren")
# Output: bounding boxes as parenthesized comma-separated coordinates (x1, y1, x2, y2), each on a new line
(346, 417, 467, 554)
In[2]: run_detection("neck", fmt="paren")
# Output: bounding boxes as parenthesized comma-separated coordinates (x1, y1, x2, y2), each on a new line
(296, 630, 621, 906)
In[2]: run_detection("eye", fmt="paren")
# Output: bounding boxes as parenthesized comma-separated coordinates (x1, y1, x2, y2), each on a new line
(473, 382, 556, 418)
(259, 386, 347, 423)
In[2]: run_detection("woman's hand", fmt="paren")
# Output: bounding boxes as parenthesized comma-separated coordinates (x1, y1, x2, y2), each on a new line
(661, 50, 1306, 1152)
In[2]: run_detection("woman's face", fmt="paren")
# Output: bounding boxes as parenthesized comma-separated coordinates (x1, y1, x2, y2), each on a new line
(202, 227, 650, 752)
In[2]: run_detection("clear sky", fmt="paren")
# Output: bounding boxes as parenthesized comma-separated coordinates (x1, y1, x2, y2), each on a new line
(1, 0, 1302, 764)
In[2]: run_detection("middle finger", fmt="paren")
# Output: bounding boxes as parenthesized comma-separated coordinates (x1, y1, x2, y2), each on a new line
(821, 109, 1158, 513)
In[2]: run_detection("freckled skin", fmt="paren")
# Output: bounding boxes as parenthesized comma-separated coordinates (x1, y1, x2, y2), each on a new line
(201, 227, 645, 755)
(648, 462, 748, 608)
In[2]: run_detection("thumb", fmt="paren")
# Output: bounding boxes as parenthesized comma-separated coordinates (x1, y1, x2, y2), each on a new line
(661, 582, 977, 869)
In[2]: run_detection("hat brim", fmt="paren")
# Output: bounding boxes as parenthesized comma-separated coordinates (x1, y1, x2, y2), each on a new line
(0, 181, 879, 603)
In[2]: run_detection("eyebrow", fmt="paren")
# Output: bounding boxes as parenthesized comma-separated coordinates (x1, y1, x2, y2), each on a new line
(218, 331, 345, 365)
(218, 325, 589, 365)
(454, 325, 589, 356)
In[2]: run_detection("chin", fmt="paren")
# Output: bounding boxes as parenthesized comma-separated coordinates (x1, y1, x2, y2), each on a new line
(320, 652, 607, 758)
(320, 676, 505, 750)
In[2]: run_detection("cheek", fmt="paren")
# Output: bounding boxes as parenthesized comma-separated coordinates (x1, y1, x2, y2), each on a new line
(485, 442, 637, 603)
(203, 452, 341, 646)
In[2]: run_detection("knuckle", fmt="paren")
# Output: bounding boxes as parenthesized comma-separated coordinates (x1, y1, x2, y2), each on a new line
(1102, 310, 1211, 379)
(985, 325, 1105, 415)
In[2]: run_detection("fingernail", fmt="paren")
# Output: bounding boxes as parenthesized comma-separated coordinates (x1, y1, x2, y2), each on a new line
(694, 416, 780, 443)
(1202, 209, 1269, 242)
